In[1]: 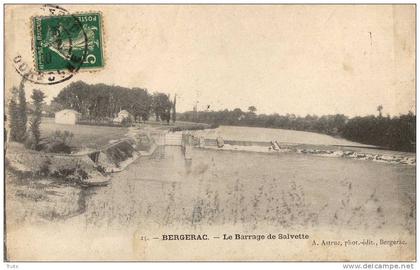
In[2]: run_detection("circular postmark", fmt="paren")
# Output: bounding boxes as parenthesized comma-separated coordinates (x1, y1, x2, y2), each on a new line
(13, 4, 88, 85)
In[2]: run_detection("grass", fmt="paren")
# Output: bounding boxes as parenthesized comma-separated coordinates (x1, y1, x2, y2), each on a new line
(39, 118, 211, 150)
(143, 120, 212, 130)
(40, 118, 129, 150)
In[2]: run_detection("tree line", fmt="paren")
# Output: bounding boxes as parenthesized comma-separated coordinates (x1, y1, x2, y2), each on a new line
(342, 113, 415, 152)
(7, 79, 415, 152)
(7, 80, 176, 151)
(51, 81, 175, 123)
(177, 106, 416, 152)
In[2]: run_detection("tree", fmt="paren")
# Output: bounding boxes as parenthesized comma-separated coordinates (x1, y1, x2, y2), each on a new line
(25, 90, 46, 150)
(177, 108, 415, 152)
(248, 106, 257, 114)
(16, 79, 27, 142)
(377, 105, 383, 117)
(152, 93, 172, 123)
(131, 87, 152, 122)
(172, 94, 177, 123)
(233, 108, 244, 121)
(49, 100, 64, 114)
(53, 81, 155, 122)
(8, 87, 20, 142)
(245, 106, 258, 125)
(53, 81, 90, 115)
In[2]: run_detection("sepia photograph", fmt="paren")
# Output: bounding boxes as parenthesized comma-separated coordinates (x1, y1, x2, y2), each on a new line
(3, 4, 416, 262)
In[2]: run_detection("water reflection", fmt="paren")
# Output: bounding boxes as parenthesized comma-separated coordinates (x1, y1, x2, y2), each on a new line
(74, 146, 415, 234)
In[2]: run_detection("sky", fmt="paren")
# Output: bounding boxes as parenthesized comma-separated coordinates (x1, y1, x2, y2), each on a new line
(5, 5, 415, 117)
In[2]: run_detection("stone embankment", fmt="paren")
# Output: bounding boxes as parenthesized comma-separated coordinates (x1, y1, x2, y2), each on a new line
(6, 126, 160, 186)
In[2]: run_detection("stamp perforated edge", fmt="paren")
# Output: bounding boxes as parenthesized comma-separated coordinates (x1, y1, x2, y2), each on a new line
(30, 10, 106, 73)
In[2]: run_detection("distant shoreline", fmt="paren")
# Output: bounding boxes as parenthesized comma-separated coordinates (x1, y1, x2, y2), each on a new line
(177, 113, 416, 153)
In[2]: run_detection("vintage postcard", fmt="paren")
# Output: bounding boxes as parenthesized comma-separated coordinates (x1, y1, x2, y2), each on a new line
(3, 4, 416, 261)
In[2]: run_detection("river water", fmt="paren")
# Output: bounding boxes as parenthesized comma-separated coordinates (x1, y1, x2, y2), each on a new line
(80, 144, 415, 230)
(6, 125, 416, 260)
(193, 125, 370, 146)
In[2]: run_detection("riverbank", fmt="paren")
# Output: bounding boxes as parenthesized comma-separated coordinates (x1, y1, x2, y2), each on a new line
(199, 143, 416, 166)
(6, 145, 415, 260)
(177, 111, 416, 152)
(6, 133, 157, 187)
(6, 123, 415, 236)
(4, 122, 163, 226)
(188, 125, 415, 166)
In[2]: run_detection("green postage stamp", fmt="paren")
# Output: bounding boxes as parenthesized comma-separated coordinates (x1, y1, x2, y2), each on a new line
(33, 12, 104, 72)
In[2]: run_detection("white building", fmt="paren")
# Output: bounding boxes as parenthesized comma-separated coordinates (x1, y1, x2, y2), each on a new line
(113, 110, 133, 123)
(55, 109, 80, 125)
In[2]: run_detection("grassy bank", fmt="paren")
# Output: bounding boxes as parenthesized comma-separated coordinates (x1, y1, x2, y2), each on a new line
(40, 118, 129, 151)
(141, 120, 216, 132)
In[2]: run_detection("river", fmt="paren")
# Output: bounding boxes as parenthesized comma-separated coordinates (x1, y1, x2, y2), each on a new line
(194, 125, 369, 146)
(5, 125, 416, 260)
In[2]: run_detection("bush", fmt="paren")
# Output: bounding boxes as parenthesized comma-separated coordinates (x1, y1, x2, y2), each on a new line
(41, 130, 74, 154)
(50, 163, 89, 182)
(43, 141, 72, 154)
(121, 117, 133, 127)
(24, 131, 37, 150)
(51, 130, 74, 145)
(38, 158, 51, 176)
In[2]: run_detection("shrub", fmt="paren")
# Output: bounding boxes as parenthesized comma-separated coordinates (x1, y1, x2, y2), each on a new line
(121, 117, 133, 127)
(41, 130, 74, 154)
(50, 163, 89, 182)
(51, 130, 74, 145)
(38, 158, 51, 176)
(43, 141, 72, 154)
(24, 131, 38, 150)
